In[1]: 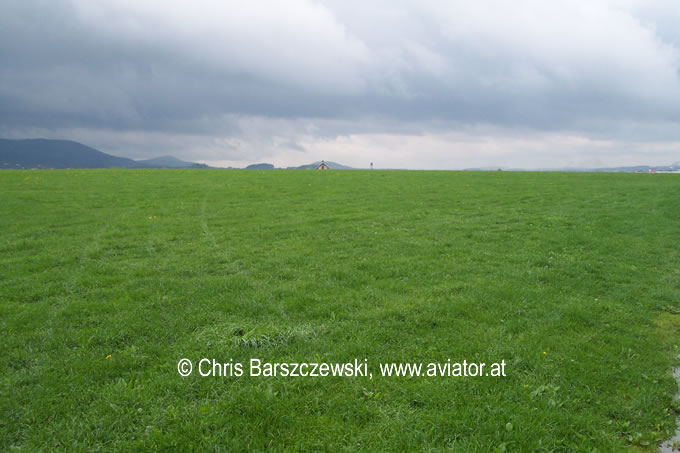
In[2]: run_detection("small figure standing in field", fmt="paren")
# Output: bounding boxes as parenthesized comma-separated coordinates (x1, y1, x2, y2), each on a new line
(370, 162, 373, 170)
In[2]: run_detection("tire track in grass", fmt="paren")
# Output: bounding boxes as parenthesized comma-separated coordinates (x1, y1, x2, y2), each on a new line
(78, 213, 124, 271)
(201, 190, 217, 247)
(198, 188, 244, 280)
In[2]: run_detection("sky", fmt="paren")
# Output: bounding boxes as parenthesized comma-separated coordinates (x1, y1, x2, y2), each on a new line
(1, 0, 680, 169)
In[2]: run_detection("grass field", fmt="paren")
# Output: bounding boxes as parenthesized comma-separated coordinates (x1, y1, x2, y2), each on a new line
(1, 169, 680, 451)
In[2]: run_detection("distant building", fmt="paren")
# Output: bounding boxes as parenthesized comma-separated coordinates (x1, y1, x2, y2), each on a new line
(316, 160, 329, 170)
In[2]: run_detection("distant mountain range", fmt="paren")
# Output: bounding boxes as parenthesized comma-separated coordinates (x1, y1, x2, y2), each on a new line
(464, 164, 680, 172)
(135, 155, 205, 168)
(2, 138, 677, 172)
(291, 161, 353, 170)
(0, 139, 209, 169)
(0, 138, 353, 170)
(247, 161, 354, 170)
(246, 163, 276, 170)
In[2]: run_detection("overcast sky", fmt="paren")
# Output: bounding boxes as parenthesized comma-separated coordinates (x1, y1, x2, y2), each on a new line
(2, 0, 680, 169)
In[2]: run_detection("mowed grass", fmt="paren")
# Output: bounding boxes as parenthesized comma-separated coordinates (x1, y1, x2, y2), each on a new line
(1, 169, 680, 451)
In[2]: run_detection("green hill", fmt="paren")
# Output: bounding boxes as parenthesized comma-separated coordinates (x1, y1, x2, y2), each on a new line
(0, 138, 136, 169)
(246, 163, 275, 169)
(0, 138, 209, 169)
(134, 155, 200, 168)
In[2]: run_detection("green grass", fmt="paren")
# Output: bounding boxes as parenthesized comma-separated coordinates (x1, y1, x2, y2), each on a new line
(1, 169, 679, 451)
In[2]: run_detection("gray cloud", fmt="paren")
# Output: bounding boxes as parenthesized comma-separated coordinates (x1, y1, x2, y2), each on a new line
(1, 0, 680, 168)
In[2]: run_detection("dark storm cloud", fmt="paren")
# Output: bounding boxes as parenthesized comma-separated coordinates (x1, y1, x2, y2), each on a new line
(1, 0, 680, 167)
